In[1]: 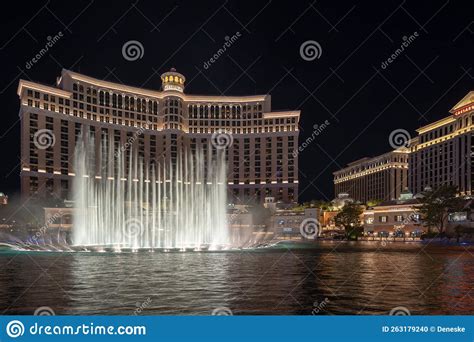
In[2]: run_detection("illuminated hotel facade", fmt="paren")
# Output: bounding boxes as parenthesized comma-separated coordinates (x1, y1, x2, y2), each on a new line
(333, 149, 409, 203)
(18, 69, 300, 203)
(409, 91, 474, 195)
(333, 91, 474, 202)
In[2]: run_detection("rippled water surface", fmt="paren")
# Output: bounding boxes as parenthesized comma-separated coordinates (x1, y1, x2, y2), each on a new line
(1, 241, 473, 315)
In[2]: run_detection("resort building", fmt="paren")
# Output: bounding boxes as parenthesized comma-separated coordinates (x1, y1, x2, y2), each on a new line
(362, 190, 423, 238)
(409, 91, 474, 195)
(264, 196, 320, 240)
(361, 191, 474, 238)
(331, 90, 474, 239)
(18, 68, 300, 204)
(333, 149, 409, 203)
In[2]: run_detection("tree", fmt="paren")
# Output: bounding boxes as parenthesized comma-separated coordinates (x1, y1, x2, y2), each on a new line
(334, 202, 363, 240)
(418, 185, 465, 234)
(366, 199, 382, 207)
(294, 200, 333, 211)
(316, 200, 333, 211)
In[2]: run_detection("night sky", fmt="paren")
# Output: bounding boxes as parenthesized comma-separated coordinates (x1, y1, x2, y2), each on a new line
(0, 0, 472, 202)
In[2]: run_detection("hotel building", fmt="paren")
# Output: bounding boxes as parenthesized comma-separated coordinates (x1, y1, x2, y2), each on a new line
(333, 149, 409, 203)
(362, 190, 423, 237)
(333, 90, 474, 203)
(409, 91, 474, 195)
(18, 69, 300, 203)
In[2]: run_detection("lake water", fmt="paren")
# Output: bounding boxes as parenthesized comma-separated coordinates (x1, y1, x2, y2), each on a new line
(1, 241, 473, 315)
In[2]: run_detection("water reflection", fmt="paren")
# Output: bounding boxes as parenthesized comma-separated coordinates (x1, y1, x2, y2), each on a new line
(0, 242, 473, 315)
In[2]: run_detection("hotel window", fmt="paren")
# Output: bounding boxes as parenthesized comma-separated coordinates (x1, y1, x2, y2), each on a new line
(395, 215, 403, 222)
(29, 176, 39, 193)
(379, 216, 388, 223)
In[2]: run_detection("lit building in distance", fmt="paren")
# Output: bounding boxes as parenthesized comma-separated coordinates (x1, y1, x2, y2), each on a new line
(333, 149, 409, 203)
(362, 189, 423, 237)
(333, 90, 474, 203)
(409, 91, 474, 195)
(18, 68, 300, 203)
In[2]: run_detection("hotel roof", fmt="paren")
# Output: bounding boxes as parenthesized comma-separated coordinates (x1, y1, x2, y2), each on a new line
(416, 91, 474, 133)
(450, 90, 474, 113)
(59, 69, 271, 103)
(415, 115, 456, 134)
(333, 148, 409, 176)
(18, 69, 276, 105)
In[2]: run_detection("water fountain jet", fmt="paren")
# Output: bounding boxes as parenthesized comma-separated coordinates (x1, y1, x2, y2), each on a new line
(72, 131, 229, 250)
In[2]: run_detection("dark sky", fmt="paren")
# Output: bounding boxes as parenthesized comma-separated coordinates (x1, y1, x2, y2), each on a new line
(0, 0, 472, 202)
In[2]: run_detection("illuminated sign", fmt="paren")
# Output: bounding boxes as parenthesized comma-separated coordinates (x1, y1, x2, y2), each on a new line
(454, 104, 474, 116)
(163, 84, 183, 92)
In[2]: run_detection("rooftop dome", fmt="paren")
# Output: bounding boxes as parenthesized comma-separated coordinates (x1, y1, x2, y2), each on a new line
(160, 68, 185, 93)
